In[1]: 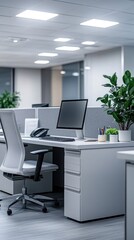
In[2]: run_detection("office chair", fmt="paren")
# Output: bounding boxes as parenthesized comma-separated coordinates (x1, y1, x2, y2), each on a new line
(0, 110, 58, 215)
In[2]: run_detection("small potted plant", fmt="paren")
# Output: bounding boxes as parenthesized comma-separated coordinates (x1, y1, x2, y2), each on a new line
(105, 128, 118, 142)
(96, 70, 134, 142)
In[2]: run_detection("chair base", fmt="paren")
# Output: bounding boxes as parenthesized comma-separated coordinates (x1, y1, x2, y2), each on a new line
(0, 187, 59, 215)
(6, 193, 48, 215)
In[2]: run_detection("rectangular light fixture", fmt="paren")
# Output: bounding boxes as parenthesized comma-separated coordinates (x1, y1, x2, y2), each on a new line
(38, 52, 58, 57)
(34, 60, 49, 64)
(16, 10, 58, 21)
(80, 19, 119, 28)
(82, 41, 95, 45)
(56, 46, 80, 51)
(54, 38, 71, 42)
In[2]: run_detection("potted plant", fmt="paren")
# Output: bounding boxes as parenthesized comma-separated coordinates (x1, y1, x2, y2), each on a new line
(0, 90, 20, 108)
(105, 128, 118, 142)
(96, 70, 134, 141)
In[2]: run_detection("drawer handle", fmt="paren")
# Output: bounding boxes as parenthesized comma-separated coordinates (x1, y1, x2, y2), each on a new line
(65, 170, 80, 175)
(65, 186, 80, 193)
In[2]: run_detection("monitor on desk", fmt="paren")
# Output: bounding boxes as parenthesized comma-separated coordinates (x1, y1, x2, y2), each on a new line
(32, 103, 49, 108)
(57, 99, 88, 139)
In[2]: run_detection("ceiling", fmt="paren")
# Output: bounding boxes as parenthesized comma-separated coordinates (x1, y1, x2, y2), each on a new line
(1, 0, 134, 68)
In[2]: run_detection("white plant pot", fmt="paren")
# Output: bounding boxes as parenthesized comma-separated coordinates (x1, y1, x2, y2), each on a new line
(118, 130, 131, 142)
(109, 134, 118, 142)
(98, 134, 107, 142)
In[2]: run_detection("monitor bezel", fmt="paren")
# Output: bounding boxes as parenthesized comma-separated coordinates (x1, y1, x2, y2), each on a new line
(56, 99, 88, 130)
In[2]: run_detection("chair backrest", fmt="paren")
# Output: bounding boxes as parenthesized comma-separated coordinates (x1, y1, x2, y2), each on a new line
(0, 110, 25, 175)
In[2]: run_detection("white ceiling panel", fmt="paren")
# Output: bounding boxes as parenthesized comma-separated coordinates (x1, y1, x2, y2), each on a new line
(0, 0, 134, 68)
(55, 0, 134, 11)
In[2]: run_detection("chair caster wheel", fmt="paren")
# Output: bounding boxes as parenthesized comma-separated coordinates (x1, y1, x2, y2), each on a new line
(7, 209, 12, 215)
(42, 207, 47, 213)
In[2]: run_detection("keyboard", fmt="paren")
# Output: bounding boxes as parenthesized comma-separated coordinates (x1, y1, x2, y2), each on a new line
(40, 135, 75, 142)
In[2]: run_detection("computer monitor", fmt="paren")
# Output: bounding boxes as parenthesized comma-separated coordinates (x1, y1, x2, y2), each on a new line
(32, 103, 49, 107)
(57, 99, 88, 139)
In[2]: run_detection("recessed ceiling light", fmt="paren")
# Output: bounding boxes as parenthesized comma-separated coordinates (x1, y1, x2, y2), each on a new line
(16, 10, 58, 21)
(13, 39, 19, 43)
(56, 46, 80, 51)
(34, 60, 49, 64)
(72, 72, 79, 77)
(80, 19, 119, 28)
(82, 41, 95, 45)
(38, 52, 58, 57)
(85, 66, 91, 70)
(54, 38, 71, 42)
(60, 71, 66, 75)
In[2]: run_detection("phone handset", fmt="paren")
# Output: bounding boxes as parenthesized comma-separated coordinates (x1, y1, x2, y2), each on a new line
(30, 127, 49, 138)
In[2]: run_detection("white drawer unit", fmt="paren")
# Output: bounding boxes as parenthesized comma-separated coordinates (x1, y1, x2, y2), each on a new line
(64, 149, 81, 220)
(65, 150, 81, 174)
(64, 189, 81, 221)
(65, 173, 81, 192)
(65, 150, 81, 191)
(64, 146, 134, 222)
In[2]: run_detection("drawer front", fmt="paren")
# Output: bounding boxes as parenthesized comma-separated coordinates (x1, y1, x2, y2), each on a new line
(64, 189, 81, 221)
(65, 173, 80, 192)
(65, 150, 81, 174)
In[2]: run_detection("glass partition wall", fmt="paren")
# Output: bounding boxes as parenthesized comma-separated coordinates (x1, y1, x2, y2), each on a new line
(62, 61, 84, 100)
(41, 61, 84, 106)
(0, 68, 14, 94)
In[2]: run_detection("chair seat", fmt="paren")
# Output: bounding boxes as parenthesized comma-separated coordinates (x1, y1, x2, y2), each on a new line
(22, 160, 58, 176)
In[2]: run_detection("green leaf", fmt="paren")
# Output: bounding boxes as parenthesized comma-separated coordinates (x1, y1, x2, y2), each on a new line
(110, 73, 117, 86)
(125, 70, 131, 78)
(129, 86, 134, 95)
(112, 112, 122, 123)
(96, 97, 102, 101)
(108, 100, 111, 108)
(102, 83, 112, 87)
(123, 70, 131, 85)
(103, 75, 112, 81)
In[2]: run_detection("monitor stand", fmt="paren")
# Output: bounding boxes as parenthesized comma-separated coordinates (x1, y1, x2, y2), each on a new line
(76, 130, 84, 140)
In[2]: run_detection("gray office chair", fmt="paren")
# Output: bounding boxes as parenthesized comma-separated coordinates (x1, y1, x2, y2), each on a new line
(0, 110, 59, 215)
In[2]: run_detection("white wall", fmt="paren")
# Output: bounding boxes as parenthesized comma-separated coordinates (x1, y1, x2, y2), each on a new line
(15, 68, 41, 108)
(84, 47, 122, 106)
(14, 46, 134, 108)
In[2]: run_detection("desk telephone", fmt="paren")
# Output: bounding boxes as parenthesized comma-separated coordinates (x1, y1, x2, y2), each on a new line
(30, 127, 49, 138)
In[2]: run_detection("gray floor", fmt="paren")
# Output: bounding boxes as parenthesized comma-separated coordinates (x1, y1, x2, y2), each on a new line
(0, 192, 124, 240)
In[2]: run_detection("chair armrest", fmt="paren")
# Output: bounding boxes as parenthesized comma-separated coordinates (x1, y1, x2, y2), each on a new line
(31, 149, 52, 155)
(30, 149, 53, 181)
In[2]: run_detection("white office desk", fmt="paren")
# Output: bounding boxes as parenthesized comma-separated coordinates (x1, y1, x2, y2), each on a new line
(1, 135, 134, 222)
(117, 150, 134, 240)
(22, 135, 134, 150)
(15, 138, 134, 222)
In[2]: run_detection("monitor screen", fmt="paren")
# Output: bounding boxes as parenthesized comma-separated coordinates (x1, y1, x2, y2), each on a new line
(32, 103, 49, 107)
(57, 99, 88, 130)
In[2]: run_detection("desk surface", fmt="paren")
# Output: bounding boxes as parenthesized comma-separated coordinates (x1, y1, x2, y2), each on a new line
(20, 136, 134, 150)
(0, 135, 134, 150)
(117, 150, 134, 161)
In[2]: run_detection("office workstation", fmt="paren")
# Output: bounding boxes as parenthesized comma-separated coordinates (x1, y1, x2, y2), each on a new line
(0, 102, 134, 223)
(0, 1, 134, 240)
